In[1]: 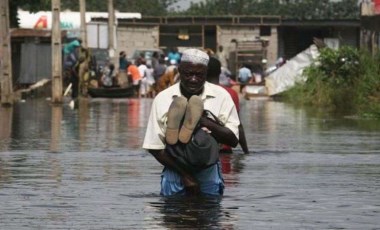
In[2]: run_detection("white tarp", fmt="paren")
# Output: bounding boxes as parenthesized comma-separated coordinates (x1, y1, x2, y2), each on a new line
(245, 85, 267, 95)
(265, 44, 320, 96)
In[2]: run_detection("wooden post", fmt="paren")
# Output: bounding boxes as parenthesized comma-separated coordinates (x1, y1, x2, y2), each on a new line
(108, 0, 115, 58)
(0, 0, 13, 106)
(51, 0, 63, 104)
(50, 105, 62, 152)
(201, 25, 205, 48)
(0, 106, 12, 149)
(79, 0, 87, 47)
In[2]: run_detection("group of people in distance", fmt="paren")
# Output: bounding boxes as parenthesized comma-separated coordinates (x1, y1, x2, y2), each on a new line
(99, 48, 182, 98)
(143, 48, 250, 197)
(62, 40, 190, 99)
(97, 51, 146, 97)
(62, 39, 262, 102)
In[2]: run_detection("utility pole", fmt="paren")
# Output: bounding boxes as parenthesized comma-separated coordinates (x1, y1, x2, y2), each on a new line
(50, 105, 62, 152)
(0, 0, 13, 106)
(79, 0, 87, 47)
(51, 0, 63, 104)
(108, 0, 115, 58)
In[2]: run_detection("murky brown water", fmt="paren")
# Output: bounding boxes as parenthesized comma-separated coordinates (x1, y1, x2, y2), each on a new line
(1, 97, 380, 229)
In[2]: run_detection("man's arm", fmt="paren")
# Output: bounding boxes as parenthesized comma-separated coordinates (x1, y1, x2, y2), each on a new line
(199, 117, 239, 147)
(238, 124, 249, 154)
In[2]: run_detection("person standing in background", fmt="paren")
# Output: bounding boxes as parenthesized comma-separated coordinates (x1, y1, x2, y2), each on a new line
(141, 64, 155, 98)
(151, 51, 160, 70)
(119, 51, 128, 71)
(77, 46, 92, 96)
(167, 47, 181, 65)
(118, 51, 129, 88)
(136, 58, 148, 80)
(156, 62, 178, 94)
(216, 45, 229, 69)
(127, 61, 142, 98)
(207, 56, 249, 154)
(100, 63, 116, 88)
(153, 58, 167, 94)
(238, 63, 252, 94)
(63, 38, 82, 100)
(63, 38, 81, 72)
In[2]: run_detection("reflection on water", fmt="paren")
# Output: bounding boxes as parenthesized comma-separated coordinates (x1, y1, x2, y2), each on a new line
(50, 105, 62, 153)
(147, 196, 232, 229)
(1, 98, 380, 229)
(0, 106, 12, 150)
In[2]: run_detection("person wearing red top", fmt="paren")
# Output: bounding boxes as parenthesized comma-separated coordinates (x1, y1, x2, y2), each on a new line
(207, 56, 249, 154)
(127, 61, 142, 97)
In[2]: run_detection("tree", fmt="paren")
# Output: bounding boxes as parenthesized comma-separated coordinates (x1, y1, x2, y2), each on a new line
(9, 0, 50, 27)
(183, 0, 359, 19)
(113, 0, 178, 16)
(9, 0, 179, 27)
(9, 0, 359, 27)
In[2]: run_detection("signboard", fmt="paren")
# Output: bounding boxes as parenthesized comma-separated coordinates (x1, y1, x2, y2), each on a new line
(17, 9, 141, 30)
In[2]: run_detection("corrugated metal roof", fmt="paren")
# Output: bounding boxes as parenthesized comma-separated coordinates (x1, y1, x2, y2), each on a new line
(10, 28, 67, 38)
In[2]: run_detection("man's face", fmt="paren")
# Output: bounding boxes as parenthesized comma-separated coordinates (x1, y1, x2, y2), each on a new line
(178, 62, 207, 95)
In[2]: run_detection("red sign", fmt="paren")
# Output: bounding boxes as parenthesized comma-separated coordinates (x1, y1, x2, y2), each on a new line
(34, 15, 48, 29)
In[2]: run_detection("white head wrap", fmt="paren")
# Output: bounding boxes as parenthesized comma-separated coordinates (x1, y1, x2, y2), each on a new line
(180, 48, 209, 66)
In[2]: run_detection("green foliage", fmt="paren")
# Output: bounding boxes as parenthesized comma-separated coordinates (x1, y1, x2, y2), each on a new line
(9, 0, 179, 27)
(184, 0, 359, 19)
(73, 0, 179, 16)
(355, 51, 380, 118)
(282, 47, 380, 118)
(277, 0, 359, 20)
(309, 46, 360, 87)
(9, 0, 50, 27)
(9, 0, 359, 26)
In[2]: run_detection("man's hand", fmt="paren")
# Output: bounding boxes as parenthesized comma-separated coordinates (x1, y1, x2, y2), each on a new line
(182, 175, 200, 196)
(149, 149, 201, 195)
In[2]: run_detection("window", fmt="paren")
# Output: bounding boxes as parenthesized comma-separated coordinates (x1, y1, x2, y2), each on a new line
(260, 26, 271, 36)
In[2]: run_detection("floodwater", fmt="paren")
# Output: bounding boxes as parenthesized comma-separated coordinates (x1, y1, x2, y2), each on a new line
(1, 97, 380, 229)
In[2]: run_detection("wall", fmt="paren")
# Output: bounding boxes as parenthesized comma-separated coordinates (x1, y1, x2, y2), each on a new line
(279, 25, 360, 60)
(116, 24, 279, 71)
(19, 42, 52, 84)
(116, 25, 159, 64)
(217, 25, 278, 73)
(335, 27, 360, 47)
(361, 15, 380, 53)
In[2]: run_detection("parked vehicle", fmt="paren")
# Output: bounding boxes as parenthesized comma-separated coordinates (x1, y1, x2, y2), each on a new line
(129, 48, 165, 66)
(90, 48, 109, 69)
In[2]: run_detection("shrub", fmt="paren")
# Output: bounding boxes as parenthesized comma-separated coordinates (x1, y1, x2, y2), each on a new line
(355, 50, 380, 118)
(282, 46, 380, 118)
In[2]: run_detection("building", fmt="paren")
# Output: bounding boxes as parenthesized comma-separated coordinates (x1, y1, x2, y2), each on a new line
(93, 15, 360, 75)
(10, 13, 361, 85)
(360, 0, 380, 53)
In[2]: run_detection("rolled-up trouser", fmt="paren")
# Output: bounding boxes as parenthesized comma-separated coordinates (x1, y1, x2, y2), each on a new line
(160, 161, 224, 197)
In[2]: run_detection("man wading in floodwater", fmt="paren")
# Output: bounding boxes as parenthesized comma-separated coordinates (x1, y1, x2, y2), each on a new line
(143, 48, 240, 196)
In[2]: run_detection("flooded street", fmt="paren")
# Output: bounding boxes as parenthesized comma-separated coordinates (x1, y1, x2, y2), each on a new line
(1, 97, 380, 229)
